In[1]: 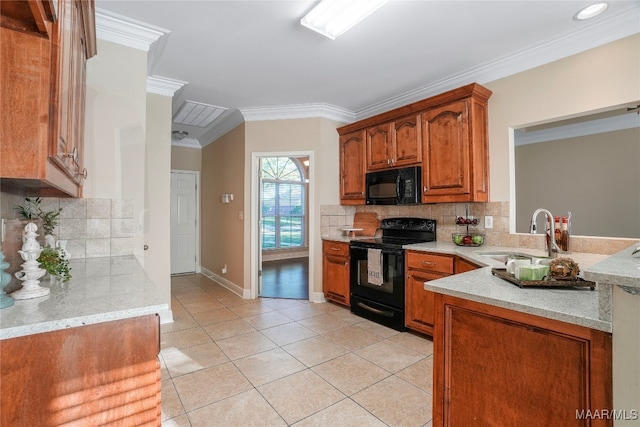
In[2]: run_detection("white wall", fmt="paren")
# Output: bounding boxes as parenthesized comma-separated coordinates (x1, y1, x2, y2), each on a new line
(84, 39, 172, 320)
(484, 34, 640, 206)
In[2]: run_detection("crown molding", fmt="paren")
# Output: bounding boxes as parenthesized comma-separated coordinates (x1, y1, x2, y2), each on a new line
(239, 103, 355, 124)
(147, 75, 188, 97)
(95, 9, 168, 51)
(95, 9, 170, 75)
(355, 9, 640, 120)
(171, 138, 202, 149)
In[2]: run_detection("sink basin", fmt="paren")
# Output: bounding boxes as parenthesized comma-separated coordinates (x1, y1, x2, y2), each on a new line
(475, 251, 551, 265)
(475, 251, 533, 264)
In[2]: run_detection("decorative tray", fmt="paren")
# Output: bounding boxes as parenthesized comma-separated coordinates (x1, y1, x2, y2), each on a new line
(491, 268, 596, 290)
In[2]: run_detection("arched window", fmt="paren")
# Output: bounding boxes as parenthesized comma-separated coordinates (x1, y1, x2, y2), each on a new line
(260, 157, 306, 249)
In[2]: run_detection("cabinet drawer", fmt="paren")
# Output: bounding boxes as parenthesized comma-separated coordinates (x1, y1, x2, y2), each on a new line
(323, 240, 350, 257)
(406, 251, 454, 274)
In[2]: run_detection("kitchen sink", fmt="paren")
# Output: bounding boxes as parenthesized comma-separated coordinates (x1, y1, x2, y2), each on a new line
(475, 251, 551, 265)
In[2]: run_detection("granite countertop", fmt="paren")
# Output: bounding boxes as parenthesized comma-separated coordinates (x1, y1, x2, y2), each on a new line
(0, 256, 168, 340)
(583, 244, 640, 293)
(403, 241, 612, 332)
(325, 235, 639, 332)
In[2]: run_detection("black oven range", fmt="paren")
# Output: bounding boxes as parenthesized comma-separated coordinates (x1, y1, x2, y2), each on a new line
(349, 217, 436, 331)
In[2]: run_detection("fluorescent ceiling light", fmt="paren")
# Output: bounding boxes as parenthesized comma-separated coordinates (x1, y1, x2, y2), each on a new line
(574, 3, 609, 20)
(301, 0, 390, 40)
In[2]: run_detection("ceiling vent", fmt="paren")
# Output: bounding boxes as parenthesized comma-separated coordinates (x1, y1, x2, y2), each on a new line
(173, 100, 228, 127)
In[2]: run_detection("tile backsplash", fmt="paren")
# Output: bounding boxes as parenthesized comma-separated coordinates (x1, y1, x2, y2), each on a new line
(321, 202, 639, 256)
(1, 195, 135, 259)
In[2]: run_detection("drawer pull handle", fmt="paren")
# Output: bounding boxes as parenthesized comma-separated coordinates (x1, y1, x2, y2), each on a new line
(421, 261, 436, 266)
(331, 247, 341, 251)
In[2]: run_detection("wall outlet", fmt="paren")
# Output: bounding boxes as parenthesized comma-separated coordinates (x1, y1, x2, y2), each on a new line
(485, 216, 493, 229)
(222, 264, 227, 274)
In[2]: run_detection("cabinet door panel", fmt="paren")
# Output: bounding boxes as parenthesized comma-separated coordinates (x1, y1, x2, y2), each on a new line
(366, 123, 393, 170)
(0, 315, 161, 426)
(422, 100, 470, 199)
(323, 254, 350, 305)
(405, 270, 445, 334)
(392, 115, 421, 167)
(433, 295, 613, 427)
(340, 130, 366, 204)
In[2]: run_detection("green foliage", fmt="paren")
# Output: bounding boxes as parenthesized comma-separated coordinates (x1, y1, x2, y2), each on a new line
(37, 247, 71, 282)
(14, 197, 62, 237)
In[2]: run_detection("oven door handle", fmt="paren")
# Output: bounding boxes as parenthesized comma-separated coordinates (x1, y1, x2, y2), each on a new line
(356, 301, 394, 318)
(350, 246, 404, 256)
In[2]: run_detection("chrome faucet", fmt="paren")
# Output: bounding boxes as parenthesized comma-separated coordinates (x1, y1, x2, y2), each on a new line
(530, 208, 559, 258)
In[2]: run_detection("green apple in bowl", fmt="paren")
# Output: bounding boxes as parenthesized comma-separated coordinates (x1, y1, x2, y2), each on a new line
(453, 234, 463, 245)
(472, 235, 484, 245)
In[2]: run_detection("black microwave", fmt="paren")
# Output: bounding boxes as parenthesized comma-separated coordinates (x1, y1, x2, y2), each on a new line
(365, 166, 422, 205)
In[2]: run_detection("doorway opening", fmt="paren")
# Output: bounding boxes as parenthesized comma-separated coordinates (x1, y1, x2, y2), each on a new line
(251, 153, 313, 300)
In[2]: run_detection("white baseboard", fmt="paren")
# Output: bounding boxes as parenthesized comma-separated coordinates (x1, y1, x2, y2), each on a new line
(158, 308, 174, 324)
(200, 266, 250, 299)
(309, 291, 326, 304)
(262, 251, 309, 262)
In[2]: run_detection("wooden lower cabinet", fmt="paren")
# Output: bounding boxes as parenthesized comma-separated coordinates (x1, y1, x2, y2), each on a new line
(455, 256, 482, 274)
(322, 240, 350, 306)
(433, 294, 612, 427)
(405, 251, 455, 335)
(1, 314, 161, 426)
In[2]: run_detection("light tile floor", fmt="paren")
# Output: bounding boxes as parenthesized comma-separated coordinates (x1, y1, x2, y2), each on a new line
(161, 274, 434, 427)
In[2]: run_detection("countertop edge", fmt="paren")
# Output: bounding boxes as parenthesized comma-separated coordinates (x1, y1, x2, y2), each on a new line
(0, 303, 169, 340)
(423, 270, 612, 333)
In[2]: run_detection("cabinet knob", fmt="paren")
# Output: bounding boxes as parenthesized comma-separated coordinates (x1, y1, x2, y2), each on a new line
(67, 147, 79, 166)
(76, 168, 88, 180)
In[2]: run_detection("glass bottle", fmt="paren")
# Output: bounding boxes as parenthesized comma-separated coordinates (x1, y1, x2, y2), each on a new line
(561, 216, 569, 252)
(554, 216, 562, 249)
(545, 217, 551, 249)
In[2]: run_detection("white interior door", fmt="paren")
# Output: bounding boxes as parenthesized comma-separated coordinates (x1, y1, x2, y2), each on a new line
(171, 171, 197, 274)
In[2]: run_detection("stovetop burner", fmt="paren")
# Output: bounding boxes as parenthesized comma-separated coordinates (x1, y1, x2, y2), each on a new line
(350, 217, 437, 249)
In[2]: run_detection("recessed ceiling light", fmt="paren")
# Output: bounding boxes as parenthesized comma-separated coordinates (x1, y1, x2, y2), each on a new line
(574, 3, 609, 20)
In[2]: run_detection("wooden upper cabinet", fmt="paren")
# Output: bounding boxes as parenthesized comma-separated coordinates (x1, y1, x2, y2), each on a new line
(392, 114, 422, 167)
(339, 130, 366, 204)
(337, 83, 491, 205)
(0, 0, 96, 197)
(422, 87, 491, 203)
(421, 100, 471, 200)
(0, 0, 56, 36)
(366, 116, 421, 171)
(366, 123, 393, 170)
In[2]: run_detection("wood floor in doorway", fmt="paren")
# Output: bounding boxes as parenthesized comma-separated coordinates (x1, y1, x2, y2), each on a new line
(261, 257, 309, 300)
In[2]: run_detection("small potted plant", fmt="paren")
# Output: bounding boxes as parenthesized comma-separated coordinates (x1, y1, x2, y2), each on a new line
(15, 197, 62, 244)
(37, 246, 71, 283)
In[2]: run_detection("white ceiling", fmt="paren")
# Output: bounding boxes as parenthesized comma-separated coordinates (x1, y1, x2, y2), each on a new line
(94, 1, 640, 147)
